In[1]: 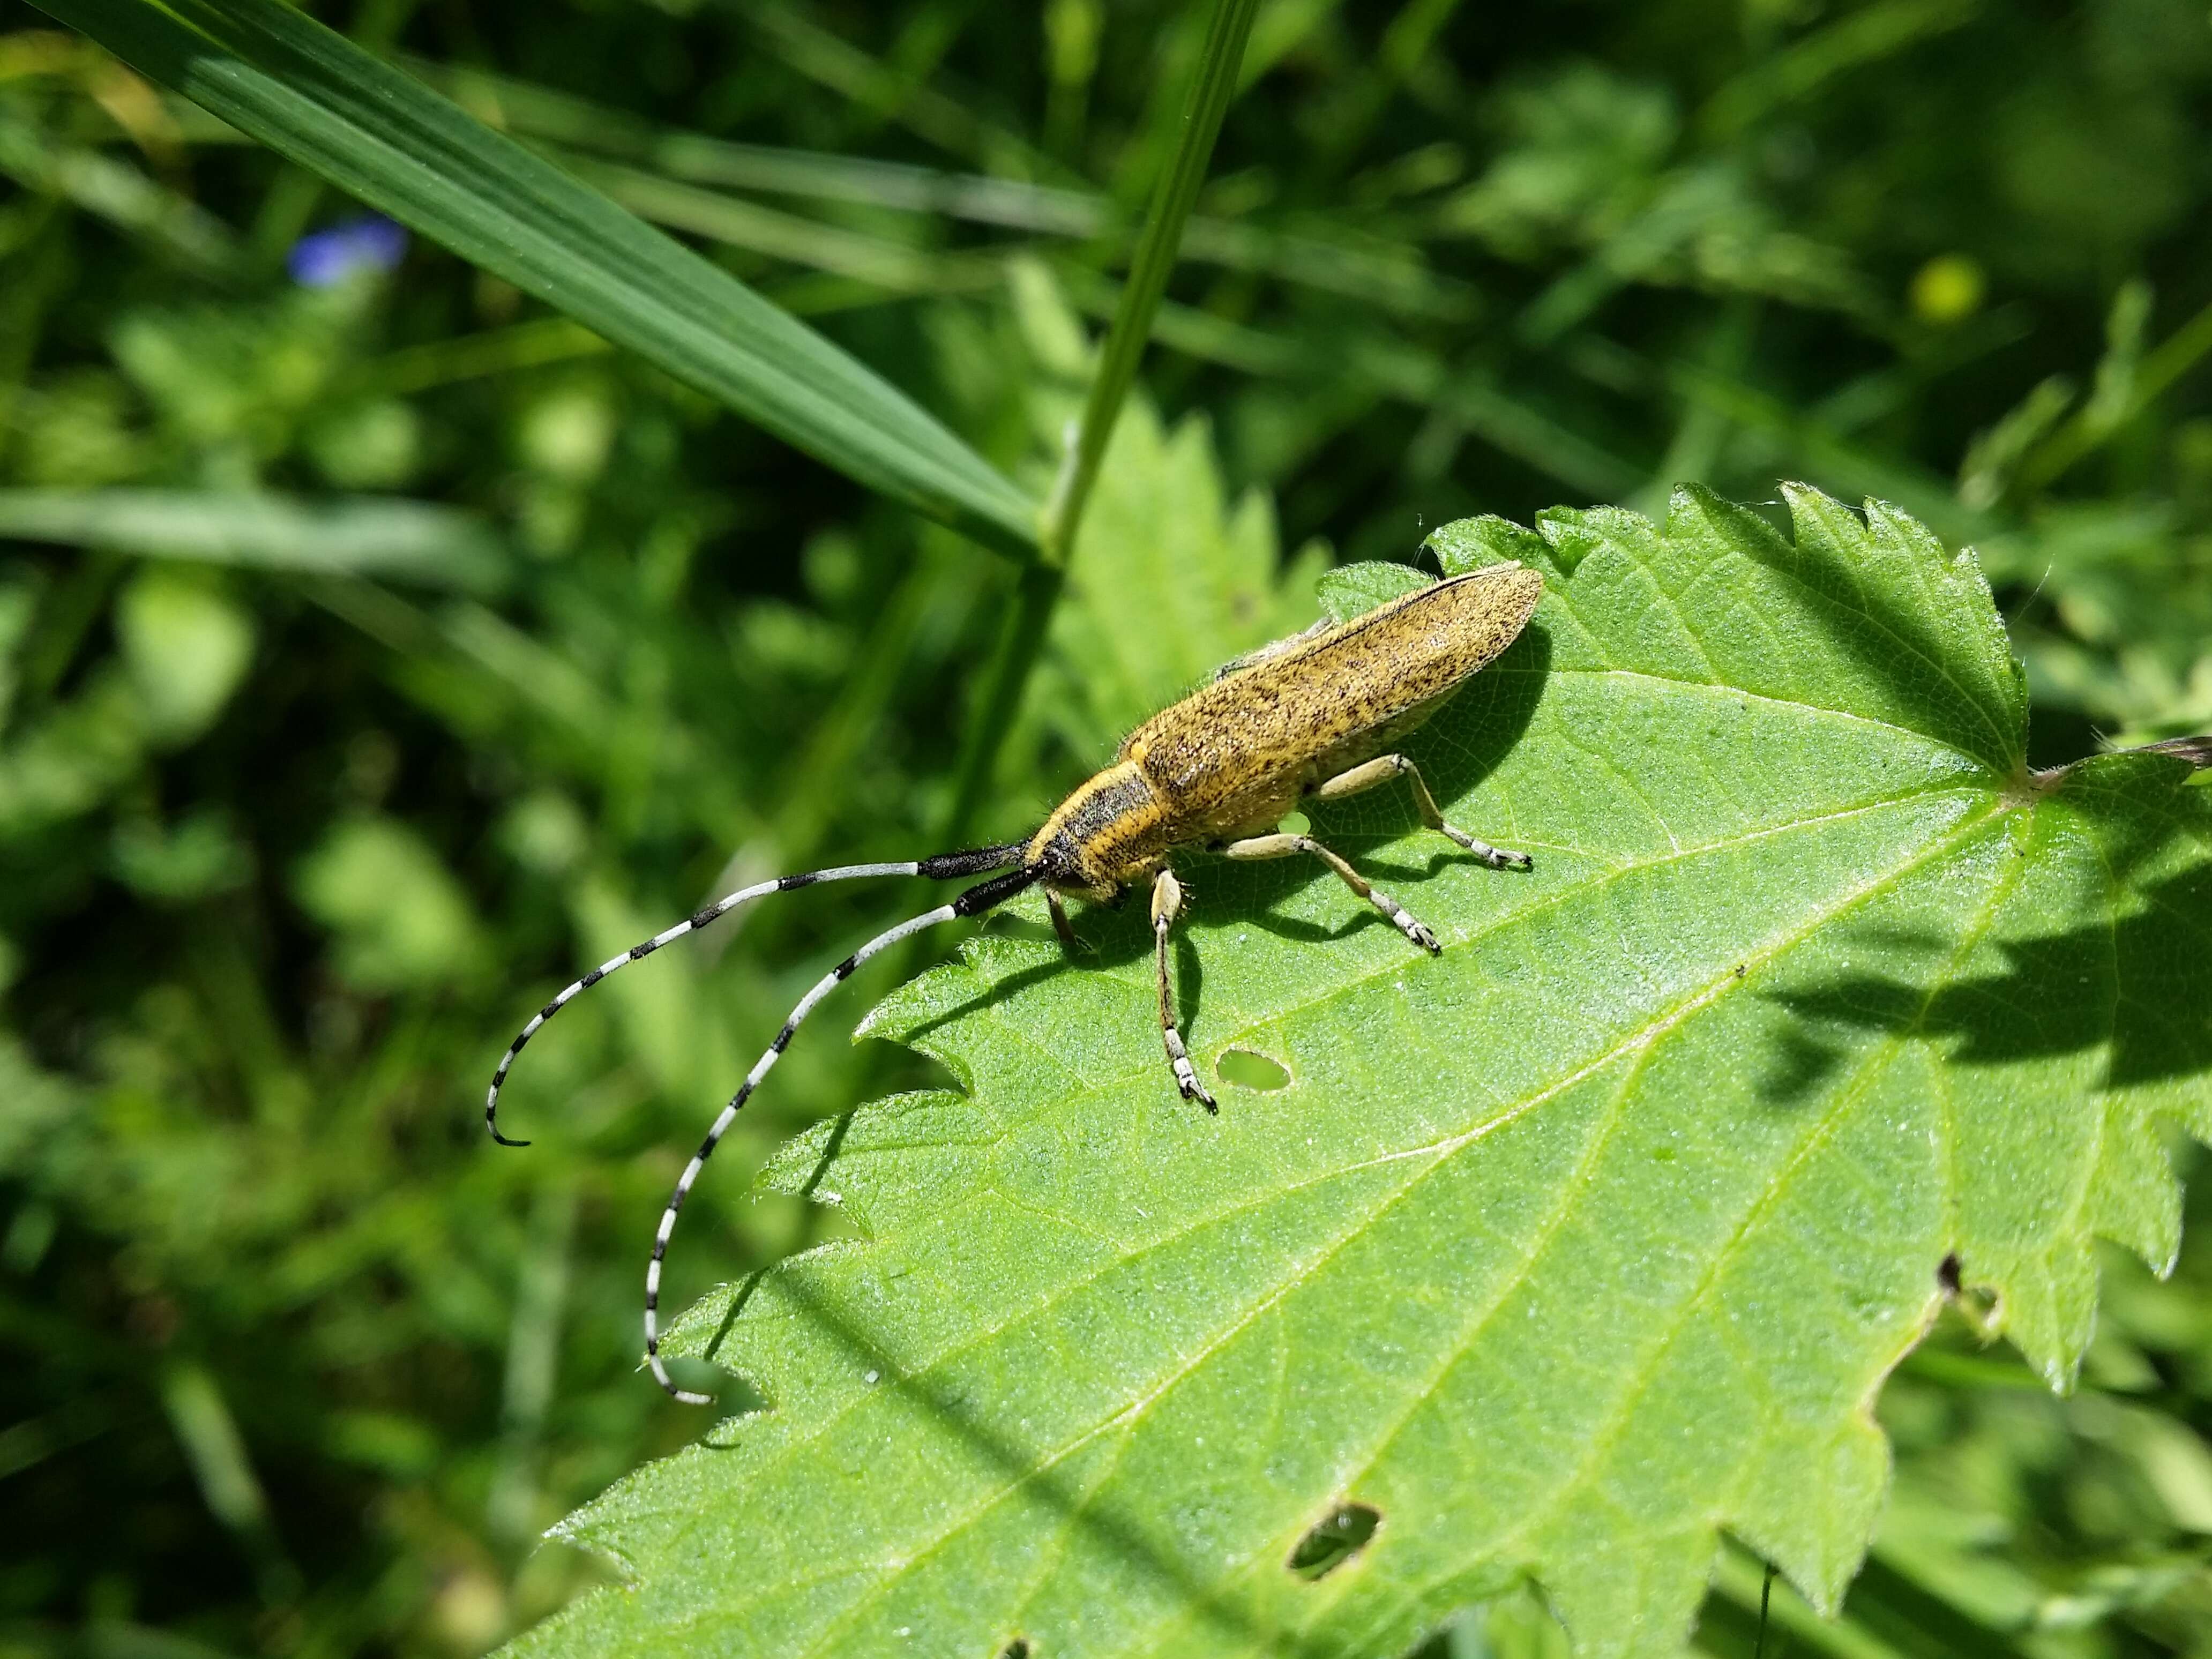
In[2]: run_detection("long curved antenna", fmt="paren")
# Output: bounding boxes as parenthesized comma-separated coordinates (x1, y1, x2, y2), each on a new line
(646, 863, 1039, 1403)
(486, 845, 1025, 1147)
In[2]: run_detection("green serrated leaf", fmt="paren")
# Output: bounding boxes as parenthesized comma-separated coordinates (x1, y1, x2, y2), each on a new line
(509, 482, 2209, 1659)
(1317, 560, 1432, 623)
(1425, 513, 1551, 578)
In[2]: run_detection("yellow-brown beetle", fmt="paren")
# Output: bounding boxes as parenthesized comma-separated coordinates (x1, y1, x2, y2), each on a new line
(487, 560, 1542, 1400)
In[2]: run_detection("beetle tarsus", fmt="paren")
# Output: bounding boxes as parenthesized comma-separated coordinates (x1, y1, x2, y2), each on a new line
(1178, 1067, 1219, 1113)
(1439, 824, 1531, 870)
(1151, 869, 1218, 1109)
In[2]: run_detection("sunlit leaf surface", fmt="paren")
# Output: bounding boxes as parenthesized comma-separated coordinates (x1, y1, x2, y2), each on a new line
(511, 484, 2210, 1656)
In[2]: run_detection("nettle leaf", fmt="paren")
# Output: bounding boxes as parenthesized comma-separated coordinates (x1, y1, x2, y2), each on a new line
(1315, 518, 1553, 627)
(1318, 560, 1432, 624)
(511, 484, 2211, 1659)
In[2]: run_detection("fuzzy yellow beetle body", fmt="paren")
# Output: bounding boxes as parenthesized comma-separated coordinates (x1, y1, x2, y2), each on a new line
(1027, 562, 1543, 898)
(489, 559, 1545, 1402)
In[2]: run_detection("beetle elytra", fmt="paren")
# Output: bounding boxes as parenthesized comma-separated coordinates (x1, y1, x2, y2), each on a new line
(488, 559, 1542, 1401)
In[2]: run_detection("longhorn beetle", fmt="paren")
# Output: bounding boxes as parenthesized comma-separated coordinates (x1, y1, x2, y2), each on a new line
(487, 561, 1542, 1401)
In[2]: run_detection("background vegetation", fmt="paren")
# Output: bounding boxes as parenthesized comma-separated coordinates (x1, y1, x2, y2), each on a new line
(1, 1, 2210, 1655)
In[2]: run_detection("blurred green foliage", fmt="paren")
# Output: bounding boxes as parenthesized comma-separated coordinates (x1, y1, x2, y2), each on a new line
(0, 1, 2208, 1656)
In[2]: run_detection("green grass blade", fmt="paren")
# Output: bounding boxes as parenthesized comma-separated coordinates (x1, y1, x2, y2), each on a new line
(933, 0, 1259, 845)
(0, 105, 242, 278)
(31, 0, 1039, 559)
(736, 0, 1060, 183)
(0, 489, 507, 591)
(1040, 0, 1262, 561)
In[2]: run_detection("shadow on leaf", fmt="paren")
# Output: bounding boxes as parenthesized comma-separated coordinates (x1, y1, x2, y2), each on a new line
(1691, 487, 2021, 774)
(1764, 861, 2212, 1088)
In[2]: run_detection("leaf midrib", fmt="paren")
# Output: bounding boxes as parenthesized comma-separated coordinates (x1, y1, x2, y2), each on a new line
(781, 795, 2012, 1659)
(833, 782, 1986, 1171)
(1191, 783, 1990, 1054)
(1548, 665, 2013, 774)
(649, 789, 2011, 1650)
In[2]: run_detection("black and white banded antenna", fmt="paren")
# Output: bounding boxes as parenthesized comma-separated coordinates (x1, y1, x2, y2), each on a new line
(484, 842, 1036, 1402)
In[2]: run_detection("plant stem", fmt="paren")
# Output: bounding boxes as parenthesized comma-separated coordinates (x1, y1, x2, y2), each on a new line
(941, 558, 1063, 841)
(2017, 292, 2212, 491)
(1037, 0, 1261, 567)
(937, 0, 1259, 845)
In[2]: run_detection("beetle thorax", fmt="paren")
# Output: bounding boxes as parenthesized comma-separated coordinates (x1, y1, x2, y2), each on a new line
(1025, 760, 1174, 899)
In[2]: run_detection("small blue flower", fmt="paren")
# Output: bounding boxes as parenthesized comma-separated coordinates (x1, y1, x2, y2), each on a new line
(289, 216, 410, 288)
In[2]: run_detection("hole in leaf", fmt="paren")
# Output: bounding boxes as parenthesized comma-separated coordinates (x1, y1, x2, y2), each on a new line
(1279, 810, 1311, 835)
(1938, 1258, 2001, 1339)
(996, 1640, 1031, 1659)
(1217, 1049, 1290, 1091)
(1288, 1502, 1379, 1580)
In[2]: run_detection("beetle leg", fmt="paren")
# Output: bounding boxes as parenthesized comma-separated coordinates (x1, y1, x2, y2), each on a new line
(1309, 754, 1531, 870)
(1150, 869, 1216, 1111)
(1045, 888, 1088, 952)
(1223, 832, 1441, 955)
